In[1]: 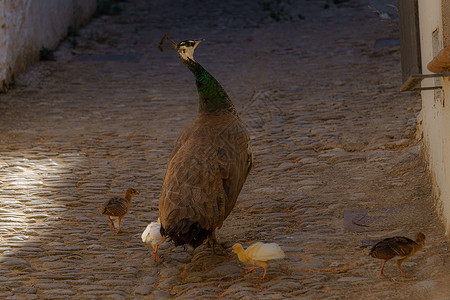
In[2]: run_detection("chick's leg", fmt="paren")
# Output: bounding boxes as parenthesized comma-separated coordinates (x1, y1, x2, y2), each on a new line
(116, 216, 123, 233)
(107, 215, 115, 232)
(378, 260, 390, 278)
(150, 245, 163, 262)
(244, 266, 263, 273)
(256, 262, 269, 279)
(261, 266, 269, 279)
(396, 259, 409, 277)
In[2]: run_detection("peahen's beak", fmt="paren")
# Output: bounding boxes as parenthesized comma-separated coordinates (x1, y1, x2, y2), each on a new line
(193, 39, 204, 50)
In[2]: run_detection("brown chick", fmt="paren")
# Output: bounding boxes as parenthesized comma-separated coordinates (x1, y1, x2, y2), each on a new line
(369, 232, 425, 278)
(101, 188, 139, 233)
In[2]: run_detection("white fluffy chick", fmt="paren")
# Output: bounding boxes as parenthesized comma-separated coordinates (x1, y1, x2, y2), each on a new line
(232, 242, 285, 279)
(141, 220, 165, 261)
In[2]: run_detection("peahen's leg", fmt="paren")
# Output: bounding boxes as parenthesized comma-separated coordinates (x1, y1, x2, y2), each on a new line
(206, 231, 225, 255)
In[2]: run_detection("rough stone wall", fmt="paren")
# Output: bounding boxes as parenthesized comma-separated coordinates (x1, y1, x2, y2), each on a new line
(0, 0, 96, 91)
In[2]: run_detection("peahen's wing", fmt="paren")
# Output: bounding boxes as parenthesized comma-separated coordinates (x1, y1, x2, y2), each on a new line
(217, 117, 253, 218)
(159, 114, 252, 231)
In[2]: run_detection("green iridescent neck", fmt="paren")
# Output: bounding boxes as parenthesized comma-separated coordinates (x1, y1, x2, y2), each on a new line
(181, 57, 238, 116)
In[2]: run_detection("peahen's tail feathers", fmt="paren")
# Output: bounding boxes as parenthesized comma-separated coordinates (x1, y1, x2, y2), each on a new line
(160, 218, 211, 248)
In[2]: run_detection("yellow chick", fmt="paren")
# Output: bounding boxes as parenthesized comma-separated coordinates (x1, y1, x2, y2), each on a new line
(141, 219, 166, 261)
(232, 242, 285, 279)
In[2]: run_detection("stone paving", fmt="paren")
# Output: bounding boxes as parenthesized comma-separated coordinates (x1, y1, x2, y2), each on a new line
(1, 0, 450, 299)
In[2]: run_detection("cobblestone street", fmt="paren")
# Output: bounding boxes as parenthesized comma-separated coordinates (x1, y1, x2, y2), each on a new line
(1, 0, 450, 299)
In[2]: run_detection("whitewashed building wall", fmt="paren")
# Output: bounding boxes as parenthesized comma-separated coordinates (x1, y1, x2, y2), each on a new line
(418, 0, 450, 235)
(0, 0, 96, 91)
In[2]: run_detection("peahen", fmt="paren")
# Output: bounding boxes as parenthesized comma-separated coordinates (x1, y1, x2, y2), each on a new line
(158, 38, 253, 253)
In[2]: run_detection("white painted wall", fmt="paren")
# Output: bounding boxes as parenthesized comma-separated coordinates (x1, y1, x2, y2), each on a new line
(0, 0, 96, 91)
(418, 0, 450, 235)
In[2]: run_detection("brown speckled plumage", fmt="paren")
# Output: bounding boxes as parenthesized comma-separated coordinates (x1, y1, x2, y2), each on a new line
(369, 232, 425, 277)
(159, 114, 252, 250)
(101, 188, 139, 233)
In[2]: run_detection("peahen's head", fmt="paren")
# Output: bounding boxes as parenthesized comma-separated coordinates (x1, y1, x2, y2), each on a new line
(176, 39, 204, 61)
